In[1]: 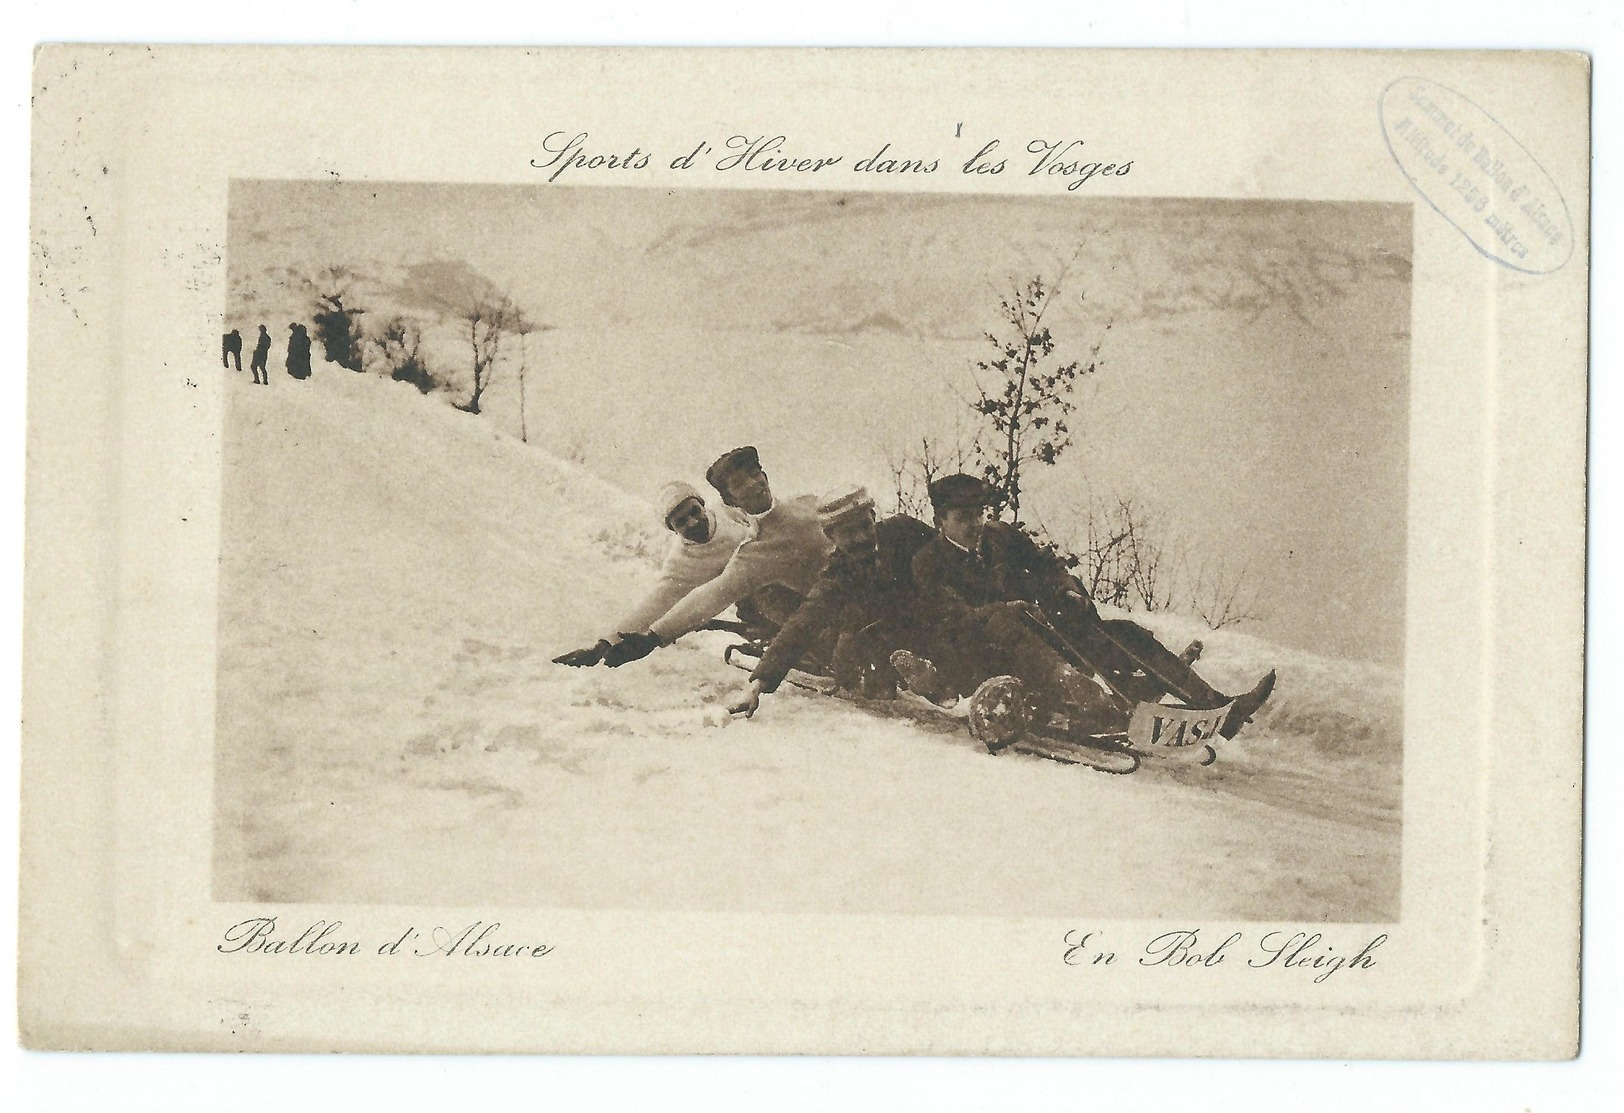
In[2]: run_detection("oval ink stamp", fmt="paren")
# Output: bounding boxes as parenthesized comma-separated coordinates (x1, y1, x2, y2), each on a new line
(1379, 76, 1573, 274)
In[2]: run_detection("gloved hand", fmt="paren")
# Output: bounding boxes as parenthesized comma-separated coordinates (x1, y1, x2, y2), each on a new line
(603, 631, 663, 668)
(552, 639, 613, 667)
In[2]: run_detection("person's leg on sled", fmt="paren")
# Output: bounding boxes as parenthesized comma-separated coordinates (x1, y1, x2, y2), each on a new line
(981, 601, 1130, 728)
(1040, 590, 1212, 702)
(823, 623, 888, 699)
(1042, 590, 1274, 740)
(830, 616, 937, 700)
(893, 601, 1130, 731)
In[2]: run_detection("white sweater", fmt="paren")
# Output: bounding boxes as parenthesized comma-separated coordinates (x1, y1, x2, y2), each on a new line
(611, 508, 749, 635)
(650, 495, 833, 641)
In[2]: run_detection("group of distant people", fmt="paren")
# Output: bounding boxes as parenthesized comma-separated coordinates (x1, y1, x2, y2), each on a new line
(555, 446, 1275, 740)
(222, 323, 312, 385)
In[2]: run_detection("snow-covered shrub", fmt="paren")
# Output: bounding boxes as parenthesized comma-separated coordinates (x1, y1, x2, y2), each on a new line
(371, 316, 440, 394)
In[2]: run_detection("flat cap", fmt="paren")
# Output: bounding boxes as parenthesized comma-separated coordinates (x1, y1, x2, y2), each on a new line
(705, 446, 761, 493)
(927, 473, 993, 512)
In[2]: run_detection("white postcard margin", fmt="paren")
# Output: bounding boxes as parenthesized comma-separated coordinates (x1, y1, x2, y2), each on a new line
(20, 46, 1587, 1056)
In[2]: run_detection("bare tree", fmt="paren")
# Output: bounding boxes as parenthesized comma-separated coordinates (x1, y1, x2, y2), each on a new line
(394, 262, 540, 418)
(1082, 496, 1174, 612)
(515, 323, 555, 443)
(966, 275, 1104, 526)
(517, 329, 530, 442)
(1185, 555, 1264, 630)
(885, 432, 976, 519)
(453, 295, 534, 415)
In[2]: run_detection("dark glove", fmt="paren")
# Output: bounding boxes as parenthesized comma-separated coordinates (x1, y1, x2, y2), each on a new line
(603, 631, 663, 668)
(552, 639, 612, 667)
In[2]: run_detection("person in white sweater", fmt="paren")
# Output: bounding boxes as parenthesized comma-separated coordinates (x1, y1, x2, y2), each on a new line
(552, 480, 748, 667)
(603, 446, 834, 668)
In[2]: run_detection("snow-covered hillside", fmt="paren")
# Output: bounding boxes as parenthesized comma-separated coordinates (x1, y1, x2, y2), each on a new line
(213, 362, 1401, 920)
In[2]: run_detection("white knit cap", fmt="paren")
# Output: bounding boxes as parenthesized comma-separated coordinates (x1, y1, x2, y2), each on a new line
(657, 480, 706, 526)
(816, 486, 875, 527)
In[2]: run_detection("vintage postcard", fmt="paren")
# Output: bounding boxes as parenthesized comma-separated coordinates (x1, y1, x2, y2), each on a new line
(20, 46, 1587, 1056)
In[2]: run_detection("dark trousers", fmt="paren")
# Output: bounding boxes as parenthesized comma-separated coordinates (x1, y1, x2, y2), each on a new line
(926, 602, 1074, 702)
(1050, 605, 1227, 707)
(828, 617, 930, 698)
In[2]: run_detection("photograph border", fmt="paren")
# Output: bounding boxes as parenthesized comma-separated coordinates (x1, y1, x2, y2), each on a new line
(16, 39, 1588, 1069)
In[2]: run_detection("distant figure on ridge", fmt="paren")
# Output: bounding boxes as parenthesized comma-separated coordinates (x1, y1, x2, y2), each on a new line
(221, 329, 242, 372)
(250, 325, 272, 385)
(285, 323, 312, 380)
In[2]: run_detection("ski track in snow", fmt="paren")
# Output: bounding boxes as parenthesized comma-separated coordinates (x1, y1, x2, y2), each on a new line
(213, 364, 1401, 921)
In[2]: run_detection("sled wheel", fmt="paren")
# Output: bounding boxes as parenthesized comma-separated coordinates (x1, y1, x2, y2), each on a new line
(1199, 745, 1217, 767)
(969, 675, 1032, 754)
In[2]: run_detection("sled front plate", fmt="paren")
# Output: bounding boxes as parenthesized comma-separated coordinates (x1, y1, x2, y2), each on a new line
(1127, 699, 1234, 753)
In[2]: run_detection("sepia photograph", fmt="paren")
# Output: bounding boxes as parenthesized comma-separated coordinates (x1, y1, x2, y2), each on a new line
(214, 182, 1408, 921)
(17, 43, 1588, 1062)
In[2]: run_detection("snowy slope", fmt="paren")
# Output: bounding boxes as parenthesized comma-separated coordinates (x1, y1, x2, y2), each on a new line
(213, 363, 1401, 920)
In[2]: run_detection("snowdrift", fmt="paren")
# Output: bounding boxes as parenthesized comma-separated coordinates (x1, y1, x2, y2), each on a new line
(214, 363, 1401, 920)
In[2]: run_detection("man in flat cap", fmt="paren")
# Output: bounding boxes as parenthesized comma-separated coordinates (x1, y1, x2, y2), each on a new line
(728, 488, 936, 718)
(911, 473, 1095, 627)
(907, 474, 1273, 737)
(603, 447, 834, 667)
(552, 480, 751, 667)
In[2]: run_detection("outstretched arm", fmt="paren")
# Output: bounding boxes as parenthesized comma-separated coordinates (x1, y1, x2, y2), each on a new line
(747, 579, 844, 696)
(610, 574, 695, 638)
(649, 550, 776, 643)
(720, 578, 844, 716)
